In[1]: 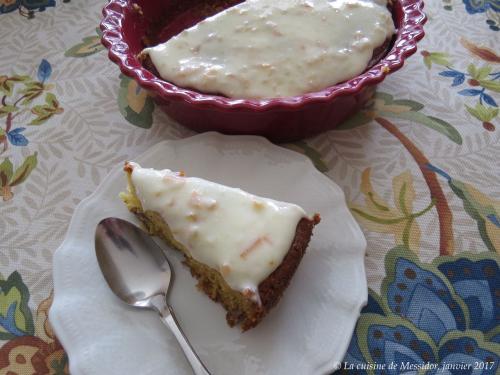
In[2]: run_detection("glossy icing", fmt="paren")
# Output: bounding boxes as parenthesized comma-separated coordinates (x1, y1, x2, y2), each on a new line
(128, 163, 307, 300)
(144, 0, 395, 98)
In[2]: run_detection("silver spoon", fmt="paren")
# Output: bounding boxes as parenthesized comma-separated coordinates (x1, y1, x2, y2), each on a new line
(95, 217, 211, 375)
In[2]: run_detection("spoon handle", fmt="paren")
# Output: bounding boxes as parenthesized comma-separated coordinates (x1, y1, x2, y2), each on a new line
(161, 305, 211, 375)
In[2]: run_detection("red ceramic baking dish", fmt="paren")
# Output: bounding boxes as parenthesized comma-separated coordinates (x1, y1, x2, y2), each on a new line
(101, 0, 426, 142)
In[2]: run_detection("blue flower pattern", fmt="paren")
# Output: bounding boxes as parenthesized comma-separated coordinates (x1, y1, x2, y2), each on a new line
(363, 293, 385, 316)
(387, 259, 467, 344)
(438, 68, 499, 108)
(462, 0, 500, 14)
(428, 335, 499, 374)
(438, 259, 499, 333)
(340, 247, 500, 374)
(461, 0, 500, 31)
(367, 324, 437, 374)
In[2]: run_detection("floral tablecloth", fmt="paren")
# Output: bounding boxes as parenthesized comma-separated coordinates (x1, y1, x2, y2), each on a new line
(0, 0, 499, 374)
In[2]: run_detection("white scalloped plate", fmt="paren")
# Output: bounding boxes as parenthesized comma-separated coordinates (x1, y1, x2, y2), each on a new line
(50, 132, 367, 375)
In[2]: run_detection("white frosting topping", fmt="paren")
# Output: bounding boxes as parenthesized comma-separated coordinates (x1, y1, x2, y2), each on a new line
(144, 0, 395, 99)
(129, 163, 307, 301)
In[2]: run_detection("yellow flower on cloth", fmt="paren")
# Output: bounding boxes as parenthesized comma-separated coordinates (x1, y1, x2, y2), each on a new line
(350, 168, 435, 253)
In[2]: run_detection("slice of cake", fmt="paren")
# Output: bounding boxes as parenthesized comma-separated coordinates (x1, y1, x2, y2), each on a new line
(120, 162, 320, 330)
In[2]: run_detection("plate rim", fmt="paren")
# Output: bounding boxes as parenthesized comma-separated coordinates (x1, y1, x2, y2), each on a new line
(50, 132, 367, 375)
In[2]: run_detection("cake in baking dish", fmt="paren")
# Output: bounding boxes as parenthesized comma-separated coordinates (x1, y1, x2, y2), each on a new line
(120, 162, 320, 330)
(140, 0, 395, 99)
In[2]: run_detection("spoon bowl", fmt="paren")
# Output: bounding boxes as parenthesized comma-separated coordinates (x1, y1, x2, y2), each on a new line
(95, 217, 171, 306)
(95, 217, 210, 375)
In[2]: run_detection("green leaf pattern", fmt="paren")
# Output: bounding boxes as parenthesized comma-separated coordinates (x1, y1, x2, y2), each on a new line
(64, 28, 104, 58)
(30, 93, 64, 125)
(338, 92, 463, 144)
(429, 164, 500, 253)
(350, 169, 435, 253)
(422, 51, 452, 69)
(0, 153, 38, 201)
(0, 272, 35, 340)
(118, 74, 155, 129)
(466, 103, 498, 122)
